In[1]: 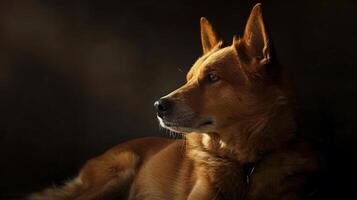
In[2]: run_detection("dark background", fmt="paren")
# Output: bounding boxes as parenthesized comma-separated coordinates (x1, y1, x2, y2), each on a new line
(0, 0, 357, 199)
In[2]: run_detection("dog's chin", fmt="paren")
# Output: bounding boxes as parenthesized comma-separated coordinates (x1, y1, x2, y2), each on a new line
(157, 116, 215, 134)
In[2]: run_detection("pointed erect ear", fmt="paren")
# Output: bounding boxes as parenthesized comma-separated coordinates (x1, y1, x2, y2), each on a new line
(200, 17, 219, 54)
(240, 3, 270, 64)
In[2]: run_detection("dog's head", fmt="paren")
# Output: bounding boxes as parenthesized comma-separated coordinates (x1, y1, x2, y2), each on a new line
(155, 4, 285, 135)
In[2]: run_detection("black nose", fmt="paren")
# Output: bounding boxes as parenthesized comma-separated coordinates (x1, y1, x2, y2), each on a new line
(154, 98, 173, 117)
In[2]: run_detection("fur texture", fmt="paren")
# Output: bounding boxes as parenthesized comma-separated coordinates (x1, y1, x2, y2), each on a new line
(28, 4, 319, 200)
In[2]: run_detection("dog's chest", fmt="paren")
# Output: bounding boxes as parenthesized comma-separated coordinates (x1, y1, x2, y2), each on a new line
(187, 156, 252, 200)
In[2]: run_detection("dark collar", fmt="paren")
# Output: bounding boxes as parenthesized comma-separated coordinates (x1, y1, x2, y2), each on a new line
(243, 162, 256, 185)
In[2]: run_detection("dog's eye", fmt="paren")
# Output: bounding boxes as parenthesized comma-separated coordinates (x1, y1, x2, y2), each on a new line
(207, 73, 220, 83)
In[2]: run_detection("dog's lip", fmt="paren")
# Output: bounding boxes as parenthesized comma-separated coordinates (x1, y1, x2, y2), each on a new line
(160, 119, 184, 127)
(199, 120, 213, 127)
(158, 116, 214, 129)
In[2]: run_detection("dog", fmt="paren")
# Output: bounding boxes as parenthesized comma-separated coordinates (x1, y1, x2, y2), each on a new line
(28, 3, 319, 200)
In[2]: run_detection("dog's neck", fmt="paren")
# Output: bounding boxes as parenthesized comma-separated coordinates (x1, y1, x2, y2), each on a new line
(186, 100, 296, 164)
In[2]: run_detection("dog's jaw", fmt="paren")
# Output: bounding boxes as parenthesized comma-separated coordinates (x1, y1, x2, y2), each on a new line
(157, 116, 215, 134)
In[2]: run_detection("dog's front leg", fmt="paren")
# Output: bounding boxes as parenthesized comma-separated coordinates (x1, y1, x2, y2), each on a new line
(187, 178, 218, 200)
(74, 177, 133, 200)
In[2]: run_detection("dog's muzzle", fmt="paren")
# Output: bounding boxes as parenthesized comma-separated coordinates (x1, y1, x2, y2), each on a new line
(154, 98, 215, 133)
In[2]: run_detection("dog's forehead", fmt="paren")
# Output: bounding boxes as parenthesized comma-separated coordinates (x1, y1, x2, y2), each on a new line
(190, 46, 237, 74)
(201, 47, 236, 67)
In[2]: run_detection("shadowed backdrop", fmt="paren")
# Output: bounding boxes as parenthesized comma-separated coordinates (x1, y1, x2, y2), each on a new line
(0, 0, 356, 199)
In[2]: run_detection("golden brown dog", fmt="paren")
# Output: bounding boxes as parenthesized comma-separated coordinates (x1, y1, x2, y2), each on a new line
(28, 4, 319, 200)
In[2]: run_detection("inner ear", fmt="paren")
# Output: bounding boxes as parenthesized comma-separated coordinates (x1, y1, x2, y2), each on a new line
(200, 17, 219, 54)
(241, 4, 270, 63)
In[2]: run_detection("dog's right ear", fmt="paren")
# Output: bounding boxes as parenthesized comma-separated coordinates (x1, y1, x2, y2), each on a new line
(200, 17, 219, 54)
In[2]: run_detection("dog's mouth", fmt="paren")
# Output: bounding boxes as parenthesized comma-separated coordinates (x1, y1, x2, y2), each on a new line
(199, 120, 214, 127)
(158, 116, 214, 133)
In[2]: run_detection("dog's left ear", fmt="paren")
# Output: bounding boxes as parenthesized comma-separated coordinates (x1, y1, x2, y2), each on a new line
(235, 3, 270, 65)
(200, 17, 219, 54)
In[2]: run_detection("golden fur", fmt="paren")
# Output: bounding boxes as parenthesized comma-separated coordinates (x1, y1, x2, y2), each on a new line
(28, 4, 319, 200)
